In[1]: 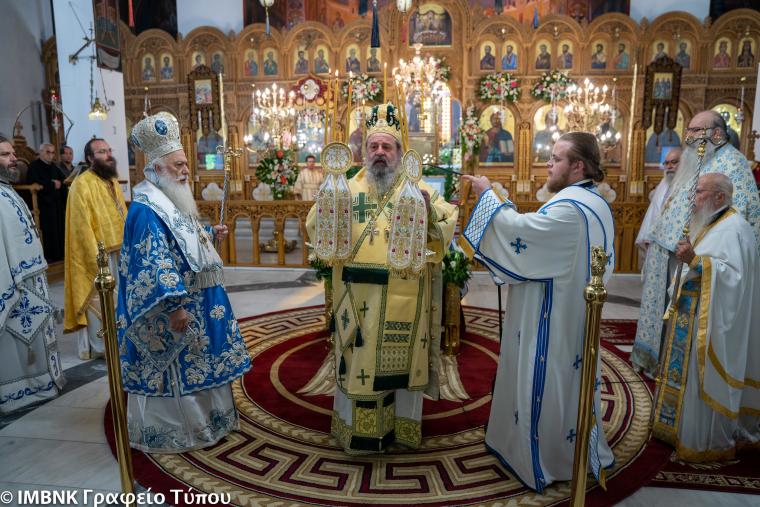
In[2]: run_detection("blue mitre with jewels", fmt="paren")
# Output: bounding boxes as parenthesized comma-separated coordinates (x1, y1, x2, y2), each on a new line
(130, 112, 183, 162)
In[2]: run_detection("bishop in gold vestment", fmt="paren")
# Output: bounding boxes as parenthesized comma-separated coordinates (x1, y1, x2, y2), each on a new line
(63, 139, 126, 359)
(306, 103, 457, 454)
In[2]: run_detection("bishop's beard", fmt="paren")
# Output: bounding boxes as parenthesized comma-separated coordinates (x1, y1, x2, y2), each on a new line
(156, 170, 198, 217)
(365, 155, 399, 197)
(689, 201, 720, 241)
(91, 157, 118, 180)
(670, 142, 718, 195)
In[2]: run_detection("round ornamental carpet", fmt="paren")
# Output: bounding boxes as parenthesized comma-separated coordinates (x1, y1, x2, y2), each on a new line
(106, 306, 670, 506)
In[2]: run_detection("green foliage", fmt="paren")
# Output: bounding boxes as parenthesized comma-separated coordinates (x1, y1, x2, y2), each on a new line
(442, 249, 472, 288)
(308, 253, 333, 288)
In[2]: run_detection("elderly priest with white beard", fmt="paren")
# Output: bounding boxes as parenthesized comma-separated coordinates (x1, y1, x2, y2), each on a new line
(306, 102, 458, 454)
(652, 173, 760, 460)
(462, 132, 615, 492)
(632, 111, 760, 377)
(118, 113, 251, 452)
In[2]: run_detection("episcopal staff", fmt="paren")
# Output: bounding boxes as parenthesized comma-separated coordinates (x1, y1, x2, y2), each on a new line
(632, 111, 760, 377)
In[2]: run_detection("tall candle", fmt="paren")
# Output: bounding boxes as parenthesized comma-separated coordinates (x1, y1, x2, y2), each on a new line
(383, 62, 387, 102)
(346, 72, 353, 144)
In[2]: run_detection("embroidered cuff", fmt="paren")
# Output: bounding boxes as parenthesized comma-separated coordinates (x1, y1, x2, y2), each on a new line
(463, 189, 512, 251)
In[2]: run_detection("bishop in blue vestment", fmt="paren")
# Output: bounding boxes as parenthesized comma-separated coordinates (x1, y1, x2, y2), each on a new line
(118, 113, 251, 453)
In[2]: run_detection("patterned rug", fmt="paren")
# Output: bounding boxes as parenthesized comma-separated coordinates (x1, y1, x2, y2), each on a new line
(106, 306, 670, 506)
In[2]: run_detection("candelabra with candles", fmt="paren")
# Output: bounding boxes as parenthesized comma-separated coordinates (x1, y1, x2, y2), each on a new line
(394, 44, 448, 135)
(245, 83, 297, 151)
(563, 77, 621, 153)
(595, 77, 622, 153)
(563, 78, 610, 132)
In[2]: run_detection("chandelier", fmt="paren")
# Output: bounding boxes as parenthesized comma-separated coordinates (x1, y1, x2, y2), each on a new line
(245, 83, 297, 150)
(394, 44, 448, 133)
(562, 77, 620, 151)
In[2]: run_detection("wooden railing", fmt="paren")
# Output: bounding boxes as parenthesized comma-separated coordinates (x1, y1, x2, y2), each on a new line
(198, 199, 648, 273)
(13, 189, 646, 273)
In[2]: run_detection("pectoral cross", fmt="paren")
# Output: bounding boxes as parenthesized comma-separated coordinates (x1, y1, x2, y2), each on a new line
(368, 223, 380, 244)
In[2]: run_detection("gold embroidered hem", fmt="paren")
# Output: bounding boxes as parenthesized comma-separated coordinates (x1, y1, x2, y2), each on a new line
(675, 438, 760, 463)
(330, 399, 422, 455)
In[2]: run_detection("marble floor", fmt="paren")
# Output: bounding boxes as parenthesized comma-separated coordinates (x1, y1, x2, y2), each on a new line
(0, 268, 757, 507)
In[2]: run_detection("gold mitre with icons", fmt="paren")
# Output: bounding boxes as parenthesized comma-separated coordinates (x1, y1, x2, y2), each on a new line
(365, 102, 403, 143)
(130, 112, 183, 162)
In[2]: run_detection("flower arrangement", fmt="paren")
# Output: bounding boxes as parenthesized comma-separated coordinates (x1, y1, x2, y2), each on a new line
(255, 149, 299, 200)
(435, 56, 452, 82)
(442, 249, 472, 288)
(531, 70, 576, 102)
(460, 105, 487, 161)
(477, 73, 521, 102)
(341, 74, 382, 102)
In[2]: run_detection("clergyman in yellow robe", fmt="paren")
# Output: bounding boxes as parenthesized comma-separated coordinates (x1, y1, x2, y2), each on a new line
(63, 139, 126, 359)
(306, 103, 457, 454)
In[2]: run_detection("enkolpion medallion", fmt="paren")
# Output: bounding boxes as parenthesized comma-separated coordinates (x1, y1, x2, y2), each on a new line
(314, 142, 353, 262)
(388, 149, 428, 276)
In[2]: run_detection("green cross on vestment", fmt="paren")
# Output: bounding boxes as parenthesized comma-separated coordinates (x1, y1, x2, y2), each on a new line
(357, 369, 370, 385)
(341, 308, 350, 330)
(352, 193, 377, 223)
(359, 301, 369, 318)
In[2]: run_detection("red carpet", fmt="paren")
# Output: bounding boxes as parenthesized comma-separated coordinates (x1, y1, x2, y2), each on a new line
(106, 307, 671, 506)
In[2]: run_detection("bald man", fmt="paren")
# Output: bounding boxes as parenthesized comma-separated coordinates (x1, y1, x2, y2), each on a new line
(26, 143, 66, 262)
(632, 110, 760, 376)
(651, 173, 760, 461)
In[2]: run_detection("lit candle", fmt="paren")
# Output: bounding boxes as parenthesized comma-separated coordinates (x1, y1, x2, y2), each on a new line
(383, 62, 388, 102)
(333, 70, 340, 141)
(346, 72, 353, 144)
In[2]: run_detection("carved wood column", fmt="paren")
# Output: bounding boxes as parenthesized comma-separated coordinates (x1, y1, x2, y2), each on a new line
(627, 123, 646, 198)
(181, 126, 199, 198)
(515, 120, 532, 198)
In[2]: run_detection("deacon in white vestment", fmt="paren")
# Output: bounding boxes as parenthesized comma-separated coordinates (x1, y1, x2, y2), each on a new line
(632, 111, 760, 376)
(635, 148, 680, 271)
(462, 132, 615, 492)
(118, 113, 251, 452)
(652, 174, 760, 460)
(0, 139, 64, 414)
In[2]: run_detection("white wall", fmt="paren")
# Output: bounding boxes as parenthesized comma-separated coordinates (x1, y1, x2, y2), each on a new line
(630, 0, 710, 23)
(53, 0, 130, 196)
(0, 0, 54, 146)
(177, 0, 243, 36)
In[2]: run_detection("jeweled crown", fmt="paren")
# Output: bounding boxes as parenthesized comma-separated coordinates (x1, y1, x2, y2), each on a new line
(365, 102, 402, 142)
(130, 112, 183, 162)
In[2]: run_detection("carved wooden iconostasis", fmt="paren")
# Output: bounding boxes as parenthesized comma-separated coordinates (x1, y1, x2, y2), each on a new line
(39, 3, 759, 272)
